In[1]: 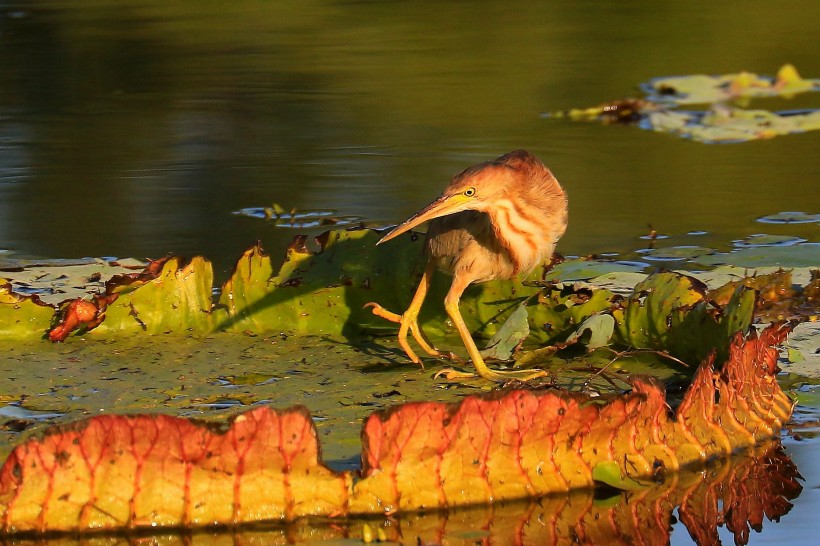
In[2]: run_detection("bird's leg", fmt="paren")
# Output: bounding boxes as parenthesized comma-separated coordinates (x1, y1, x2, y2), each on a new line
(365, 261, 442, 365)
(437, 274, 546, 382)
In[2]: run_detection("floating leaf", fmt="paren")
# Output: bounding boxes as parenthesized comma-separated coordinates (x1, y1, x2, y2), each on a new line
(480, 301, 529, 360)
(563, 312, 616, 350)
(612, 272, 754, 365)
(0, 406, 351, 533)
(213, 230, 430, 337)
(0, 281, 54, 339)
(757, 211, 820, 224)
(551, 65, 820, 143)
(234, 205, 365, 229)
(641, 64, 820, 105)
(697, 243, 820, 268)
(733, 234, 807, 248)
(0, 325, 794, 533)
(90, 256, 214, 336)
(591, 460, 650, 491)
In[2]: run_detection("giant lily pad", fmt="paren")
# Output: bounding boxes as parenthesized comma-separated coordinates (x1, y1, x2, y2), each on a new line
(0, 281, 54, 339)
(0, 324, 793, 533)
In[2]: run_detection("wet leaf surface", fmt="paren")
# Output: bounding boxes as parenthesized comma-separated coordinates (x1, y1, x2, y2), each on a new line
(0, 325, 794, 533)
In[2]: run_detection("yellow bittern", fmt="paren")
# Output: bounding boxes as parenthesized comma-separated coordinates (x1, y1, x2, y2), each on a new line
(367, 150, 568, 381)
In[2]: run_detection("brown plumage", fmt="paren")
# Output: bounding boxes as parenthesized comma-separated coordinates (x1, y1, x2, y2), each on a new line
(367, 150, 568, 381)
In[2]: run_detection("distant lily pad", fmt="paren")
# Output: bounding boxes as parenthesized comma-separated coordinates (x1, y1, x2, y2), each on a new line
(697, 243, 820, 268)
(234, 206, 365, 229)
(552, 65, 820, 143)
(732, 234, 807, 248)
(637, 246, 714, 262)
(541, 259, 647, 282)
(641, 64, 820, 105)
(757, 211, 820, 224)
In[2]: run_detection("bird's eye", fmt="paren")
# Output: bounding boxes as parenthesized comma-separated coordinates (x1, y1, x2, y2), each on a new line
(463, 187, 476, 197)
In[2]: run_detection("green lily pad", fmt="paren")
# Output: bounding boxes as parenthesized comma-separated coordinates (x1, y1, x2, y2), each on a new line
(733, 234, 807, 248)
(480, 301, 530, 360)
(612, 272, 754, 365)
(757, 211, 820, 225)
(0, 281, 55, 339)
(641, 64, 820, 105)
(92, 257, 215, 336)
(541, 259, 646, 282)
(638, 246, 715, 262)
(696, 243, 820, 268)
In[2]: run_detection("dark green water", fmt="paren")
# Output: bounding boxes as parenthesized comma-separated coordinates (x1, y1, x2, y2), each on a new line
(0, 0, 818, 279)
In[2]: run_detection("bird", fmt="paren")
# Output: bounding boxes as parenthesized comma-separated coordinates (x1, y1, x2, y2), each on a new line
(366, 150, 568, 381)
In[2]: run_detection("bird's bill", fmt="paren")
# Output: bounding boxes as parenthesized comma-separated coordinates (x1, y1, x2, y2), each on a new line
(377, 194, 468, 245)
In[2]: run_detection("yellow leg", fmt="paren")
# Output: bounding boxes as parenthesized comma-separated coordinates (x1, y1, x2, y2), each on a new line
(437, 273, 545, 382)
(365, 262, 442, 365)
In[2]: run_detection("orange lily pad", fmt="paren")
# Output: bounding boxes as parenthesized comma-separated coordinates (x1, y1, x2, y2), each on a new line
(0, 324, 793, 533)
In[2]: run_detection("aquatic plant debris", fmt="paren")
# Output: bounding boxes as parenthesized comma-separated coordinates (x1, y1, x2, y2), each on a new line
(233, 204, 364, 229)
(548, 64, 820, 143)
(0, 324, 794, 533)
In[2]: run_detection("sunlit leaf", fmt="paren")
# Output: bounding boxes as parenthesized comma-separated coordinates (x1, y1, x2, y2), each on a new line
(591, 460, 650, 491)
(641, 64, 820, 105)
(92, 257, 214, 336)
(0, 324, 794, 532)
(612, 272, 754, 365)
(0, 281, 54, 339)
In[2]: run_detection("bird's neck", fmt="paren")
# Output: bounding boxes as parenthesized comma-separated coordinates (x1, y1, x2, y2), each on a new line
(485, 197, 551, 275)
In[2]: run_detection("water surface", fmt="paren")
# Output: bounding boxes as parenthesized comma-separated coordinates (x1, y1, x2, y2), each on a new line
(0, 0, 818, 279)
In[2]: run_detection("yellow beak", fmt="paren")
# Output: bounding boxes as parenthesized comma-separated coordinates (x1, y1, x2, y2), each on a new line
(377, 194, 469, 245)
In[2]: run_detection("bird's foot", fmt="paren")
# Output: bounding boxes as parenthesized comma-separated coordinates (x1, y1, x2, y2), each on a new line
(434, 365, 547, 382)
(364, 302, 443, 362)
(364, 302, 402, 323)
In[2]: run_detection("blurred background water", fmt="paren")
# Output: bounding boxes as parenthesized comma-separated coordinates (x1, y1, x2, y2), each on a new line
(0, 0, 818, 280)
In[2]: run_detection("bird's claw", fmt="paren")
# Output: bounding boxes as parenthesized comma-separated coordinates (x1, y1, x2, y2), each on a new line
(435, 365, 547, 383)
(364, 302, 402, 323)
(433, 367, 476, 380)
(365, 301, 443, 362)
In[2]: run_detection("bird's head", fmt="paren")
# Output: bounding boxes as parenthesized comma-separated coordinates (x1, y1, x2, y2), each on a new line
(377, 150, 553, 245)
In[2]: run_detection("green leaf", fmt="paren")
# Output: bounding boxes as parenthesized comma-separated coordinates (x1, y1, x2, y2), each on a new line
(611, 272, 754, 365)
(92, 257, 214, 335)
(563, 313, 615, 350)
(480, 302, 530, 360)
(592, 461, 651, 491)
(0, 281, 55, 339)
